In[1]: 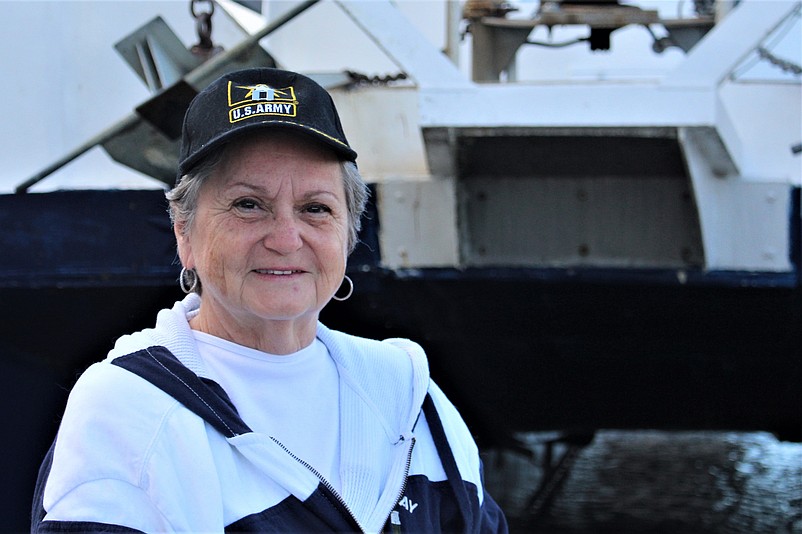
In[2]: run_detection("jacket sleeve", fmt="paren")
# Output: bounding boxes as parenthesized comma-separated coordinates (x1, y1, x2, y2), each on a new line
(32, 363, 195, 532)
(426, 382, 509, 534)
(34, 479, 159, 533)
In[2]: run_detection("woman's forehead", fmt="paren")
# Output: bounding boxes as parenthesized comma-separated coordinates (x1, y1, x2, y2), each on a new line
(205, 135, 344, 196)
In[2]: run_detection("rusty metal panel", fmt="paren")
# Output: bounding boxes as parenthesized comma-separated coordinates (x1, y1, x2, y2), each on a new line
(461, 175, 704, 268)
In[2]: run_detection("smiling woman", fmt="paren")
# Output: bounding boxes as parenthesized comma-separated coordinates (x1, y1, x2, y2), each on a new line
(31, 67, 508, 533)
(176, 131, 351, 354)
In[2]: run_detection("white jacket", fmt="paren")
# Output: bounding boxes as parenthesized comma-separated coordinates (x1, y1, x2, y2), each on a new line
(33, 294, 507, 533)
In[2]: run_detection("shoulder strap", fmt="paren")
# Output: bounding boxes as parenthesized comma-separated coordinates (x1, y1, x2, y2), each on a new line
(422, 393, 474, 530)
(112, 345, 251, 437)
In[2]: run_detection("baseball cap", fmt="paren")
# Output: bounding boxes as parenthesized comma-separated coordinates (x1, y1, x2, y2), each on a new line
(178, 68, 357, 178)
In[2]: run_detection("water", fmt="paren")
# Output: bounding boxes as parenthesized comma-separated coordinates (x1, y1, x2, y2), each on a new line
(482, 430, 802, 533)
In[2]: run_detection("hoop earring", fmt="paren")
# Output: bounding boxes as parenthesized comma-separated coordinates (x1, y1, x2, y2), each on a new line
(332, 275, 353, 302)
(179, 267, 199, 294)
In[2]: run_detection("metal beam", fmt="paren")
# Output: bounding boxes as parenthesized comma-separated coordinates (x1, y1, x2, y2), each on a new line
(418, 83, 714, 130)
(336, 0, 469, 88)
(663, 1, 801, 88)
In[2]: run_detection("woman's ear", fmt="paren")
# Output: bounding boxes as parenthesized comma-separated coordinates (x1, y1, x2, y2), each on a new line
(174, 221, 193, 269)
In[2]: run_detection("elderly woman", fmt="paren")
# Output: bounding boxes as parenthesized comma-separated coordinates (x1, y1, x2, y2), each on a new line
(32, 68, 507, 533)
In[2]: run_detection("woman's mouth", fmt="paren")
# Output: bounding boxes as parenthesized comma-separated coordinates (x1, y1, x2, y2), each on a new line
(254, 269, 302, 275)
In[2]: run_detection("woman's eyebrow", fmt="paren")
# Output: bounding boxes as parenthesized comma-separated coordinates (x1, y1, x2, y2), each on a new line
(301, 189, 341, 201)
(225, 182, 268, 193)
(222, 181, 342, 202)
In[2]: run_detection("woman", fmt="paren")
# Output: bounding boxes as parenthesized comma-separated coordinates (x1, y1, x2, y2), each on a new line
(32, 68, 507, 533)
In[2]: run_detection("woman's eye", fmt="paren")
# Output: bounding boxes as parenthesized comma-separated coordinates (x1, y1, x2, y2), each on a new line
(234, 198, 259, 211)
(305, 203, 332, 215)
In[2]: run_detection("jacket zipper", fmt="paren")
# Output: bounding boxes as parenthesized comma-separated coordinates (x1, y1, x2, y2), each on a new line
(384, 436, 416, 532)
(269, 436, 365, 532)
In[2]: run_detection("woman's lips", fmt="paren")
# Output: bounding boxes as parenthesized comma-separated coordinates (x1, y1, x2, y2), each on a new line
(253, 269, 303, 275)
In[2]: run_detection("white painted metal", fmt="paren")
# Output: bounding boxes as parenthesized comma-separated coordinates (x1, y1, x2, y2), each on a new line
(1, 0, 798, 274)
(379, 179, 461, 268)
(680, 127, 793, 272)
(217, 0, 270, 35)
(330, 87, 429, 182)
(418, 83, 715, 129)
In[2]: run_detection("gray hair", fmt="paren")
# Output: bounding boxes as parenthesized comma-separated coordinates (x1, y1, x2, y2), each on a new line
(167, 148, 369, 255)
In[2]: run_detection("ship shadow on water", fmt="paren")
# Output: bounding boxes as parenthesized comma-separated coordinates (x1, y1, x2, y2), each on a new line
(482, 430, 802, 533)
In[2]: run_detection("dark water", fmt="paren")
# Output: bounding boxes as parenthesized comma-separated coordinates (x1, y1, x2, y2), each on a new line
(482, 430, 802, 533)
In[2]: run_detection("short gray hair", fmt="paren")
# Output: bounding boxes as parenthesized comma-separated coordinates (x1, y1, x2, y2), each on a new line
(167, 146, 369, 254)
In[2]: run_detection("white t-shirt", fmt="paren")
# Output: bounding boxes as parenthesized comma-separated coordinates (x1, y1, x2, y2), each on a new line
(192, 331, 342, 492)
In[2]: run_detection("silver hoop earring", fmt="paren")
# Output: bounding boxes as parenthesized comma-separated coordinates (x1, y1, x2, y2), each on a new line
(332, 275, 353, 302)
(179, 267, 199, 294)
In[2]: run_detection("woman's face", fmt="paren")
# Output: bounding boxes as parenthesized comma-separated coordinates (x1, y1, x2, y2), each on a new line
(176, 132, 349, 341)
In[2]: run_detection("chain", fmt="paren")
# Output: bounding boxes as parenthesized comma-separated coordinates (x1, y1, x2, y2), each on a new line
(756, 47, 802, 76)
(692, 0, 716, 18)
(190, 0, 223, 60)
(345, 71, 408, 86)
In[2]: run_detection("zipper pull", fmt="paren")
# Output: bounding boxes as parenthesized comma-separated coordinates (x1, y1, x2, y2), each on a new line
(390, 510, 401, 533)
(395, 431, 414, 445)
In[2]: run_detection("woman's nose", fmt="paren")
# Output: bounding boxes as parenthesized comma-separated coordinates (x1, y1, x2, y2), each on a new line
(263, 213, 303, 254)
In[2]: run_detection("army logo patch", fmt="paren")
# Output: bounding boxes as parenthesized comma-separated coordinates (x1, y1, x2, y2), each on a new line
(228, 82, 297, 123)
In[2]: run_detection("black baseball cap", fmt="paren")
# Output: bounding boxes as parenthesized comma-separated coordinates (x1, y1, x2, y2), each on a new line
(178, 68, 357, 178)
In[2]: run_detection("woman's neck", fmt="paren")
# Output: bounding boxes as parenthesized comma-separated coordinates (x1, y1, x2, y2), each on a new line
(189, 308, 317, 355)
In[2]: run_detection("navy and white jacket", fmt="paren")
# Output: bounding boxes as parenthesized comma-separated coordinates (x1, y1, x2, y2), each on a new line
(32, 295, 507, 533)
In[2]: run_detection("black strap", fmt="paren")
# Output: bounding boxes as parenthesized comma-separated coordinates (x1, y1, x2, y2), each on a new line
(422, 393, 474, 530)
(112, 346, 251, 437)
